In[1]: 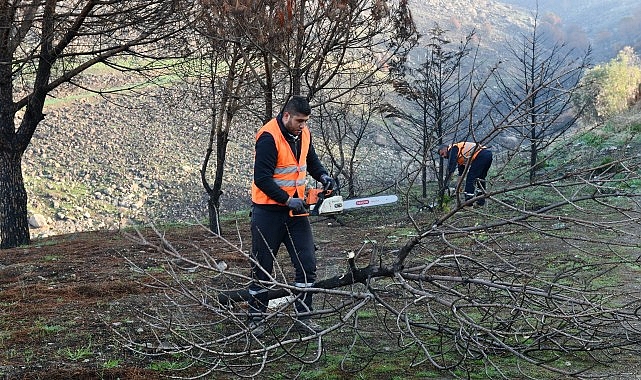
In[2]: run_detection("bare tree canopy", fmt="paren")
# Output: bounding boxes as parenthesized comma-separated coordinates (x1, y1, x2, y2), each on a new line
(383, 25, 479, 202)
(175, 0, 418, 232)
(202, 0, 417, 116)
(0, 0, 189, 248)
(491, 12, 591, 184)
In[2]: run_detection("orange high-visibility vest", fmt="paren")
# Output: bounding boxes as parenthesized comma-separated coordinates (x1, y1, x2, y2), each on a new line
(451, 142, 485, 166)
(251, 118, 310, 205)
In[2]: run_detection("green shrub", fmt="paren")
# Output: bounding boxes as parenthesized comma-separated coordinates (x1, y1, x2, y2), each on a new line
(577, 47, 641, 119)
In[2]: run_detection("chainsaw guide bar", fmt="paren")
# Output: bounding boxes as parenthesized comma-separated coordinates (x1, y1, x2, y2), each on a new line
(307, 188, 398, 216)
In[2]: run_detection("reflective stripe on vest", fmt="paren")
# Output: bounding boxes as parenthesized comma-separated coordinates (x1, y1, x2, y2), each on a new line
(251, 118, 310, 205)
(452, 142, 485, 166)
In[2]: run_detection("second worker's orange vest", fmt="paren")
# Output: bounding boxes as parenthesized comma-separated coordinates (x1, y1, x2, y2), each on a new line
(451, 142, 485, 166)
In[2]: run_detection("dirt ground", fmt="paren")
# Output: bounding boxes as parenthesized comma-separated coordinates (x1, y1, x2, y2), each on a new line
(0, 213, 399, 380)
(1, 222, 242, 379)
(2, 209, 641, 380)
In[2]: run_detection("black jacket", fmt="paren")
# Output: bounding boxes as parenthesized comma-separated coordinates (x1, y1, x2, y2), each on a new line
(253, 115, 327, 210)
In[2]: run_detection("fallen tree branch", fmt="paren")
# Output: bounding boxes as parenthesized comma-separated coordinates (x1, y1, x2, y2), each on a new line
(217, 264, 395, 304)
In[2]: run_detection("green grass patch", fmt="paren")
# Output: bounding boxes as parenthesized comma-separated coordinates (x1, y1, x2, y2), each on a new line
(31, 239, 60, 247)
(578, 131, 607, 148)
(59, 345, 93, 361)
(102, 358, 121, 369)
(35, 320, 65, 335)
(45, 58, 182, 107)
(356, 310, 377, 319)
(620, 178, 641, 190)
(0, 330, 11, 349)
(297, 349, 444, 380)
(24, 174, 91, 215)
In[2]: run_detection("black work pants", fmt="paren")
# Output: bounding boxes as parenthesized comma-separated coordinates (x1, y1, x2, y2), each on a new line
(248, 206, 317, 320)
(464, 149, 493, 205)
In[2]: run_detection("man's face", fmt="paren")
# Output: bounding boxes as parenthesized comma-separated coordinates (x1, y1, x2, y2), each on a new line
(283, 111, 309, 136)
(439, 148, 448, 158)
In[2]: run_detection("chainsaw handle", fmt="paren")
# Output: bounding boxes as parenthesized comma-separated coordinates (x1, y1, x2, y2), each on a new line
(309, 188, 331, 217)
(289, 209, 310, 217)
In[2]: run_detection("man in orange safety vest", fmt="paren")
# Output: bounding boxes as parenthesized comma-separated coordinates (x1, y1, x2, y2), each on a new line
(438, 142, 493, 207)
(248, 95, 334, 336)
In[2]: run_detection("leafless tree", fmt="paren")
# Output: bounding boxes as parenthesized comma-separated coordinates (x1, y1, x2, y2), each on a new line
(0, 0, 189, 248)
(315, 84, 386, 198)
(166, 1, 260, 234)
(491, 12, 591, 184)
(214, 0, 417, 113)
(381, 25, 481, 210)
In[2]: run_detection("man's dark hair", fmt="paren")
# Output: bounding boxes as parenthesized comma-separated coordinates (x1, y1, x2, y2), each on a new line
(437, 144, 449, 154)
(283, 95, 311, 116)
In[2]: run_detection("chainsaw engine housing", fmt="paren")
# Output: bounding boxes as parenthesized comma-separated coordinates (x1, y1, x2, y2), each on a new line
(312, 195, 343, 215)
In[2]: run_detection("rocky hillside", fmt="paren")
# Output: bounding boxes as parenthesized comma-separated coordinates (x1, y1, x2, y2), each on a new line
(411, 0, 641, 63)
(410, 0, 532, 61)
(24, 75, 256, 238)
(23, 73, 399, 239)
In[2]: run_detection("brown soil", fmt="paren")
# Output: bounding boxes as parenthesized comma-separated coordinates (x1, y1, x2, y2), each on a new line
(0, 213, 396, 380)
(0, 224, 241, 379)
(2, 209, 640, 380)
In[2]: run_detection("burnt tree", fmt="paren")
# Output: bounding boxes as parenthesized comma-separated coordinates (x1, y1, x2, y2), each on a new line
(0, 0, 187, 248)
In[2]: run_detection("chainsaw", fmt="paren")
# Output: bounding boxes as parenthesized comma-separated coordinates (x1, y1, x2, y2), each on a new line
(296, 186, 398, 216)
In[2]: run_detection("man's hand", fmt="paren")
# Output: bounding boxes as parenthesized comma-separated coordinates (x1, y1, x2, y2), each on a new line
(286, 197, 307, 214)
(320, 174, 335, 191)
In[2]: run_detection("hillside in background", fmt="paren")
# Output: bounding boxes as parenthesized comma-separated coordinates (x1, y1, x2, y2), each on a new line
(411, 0, 641, 63)
(23, 80, 256, 239)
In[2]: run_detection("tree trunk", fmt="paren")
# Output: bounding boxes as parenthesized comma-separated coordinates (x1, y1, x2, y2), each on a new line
(201, 144, 223, 235)
(530, 127, 538, 185)
(0, 152, 30, 248)
(208, 125, 230, 235)
(207, 196, 220, 235)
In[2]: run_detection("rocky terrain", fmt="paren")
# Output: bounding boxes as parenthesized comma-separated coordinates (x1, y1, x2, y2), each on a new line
(412, 0, 641, 63)
(23, 77, 256, 239)
(22, 74, 399, 240)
